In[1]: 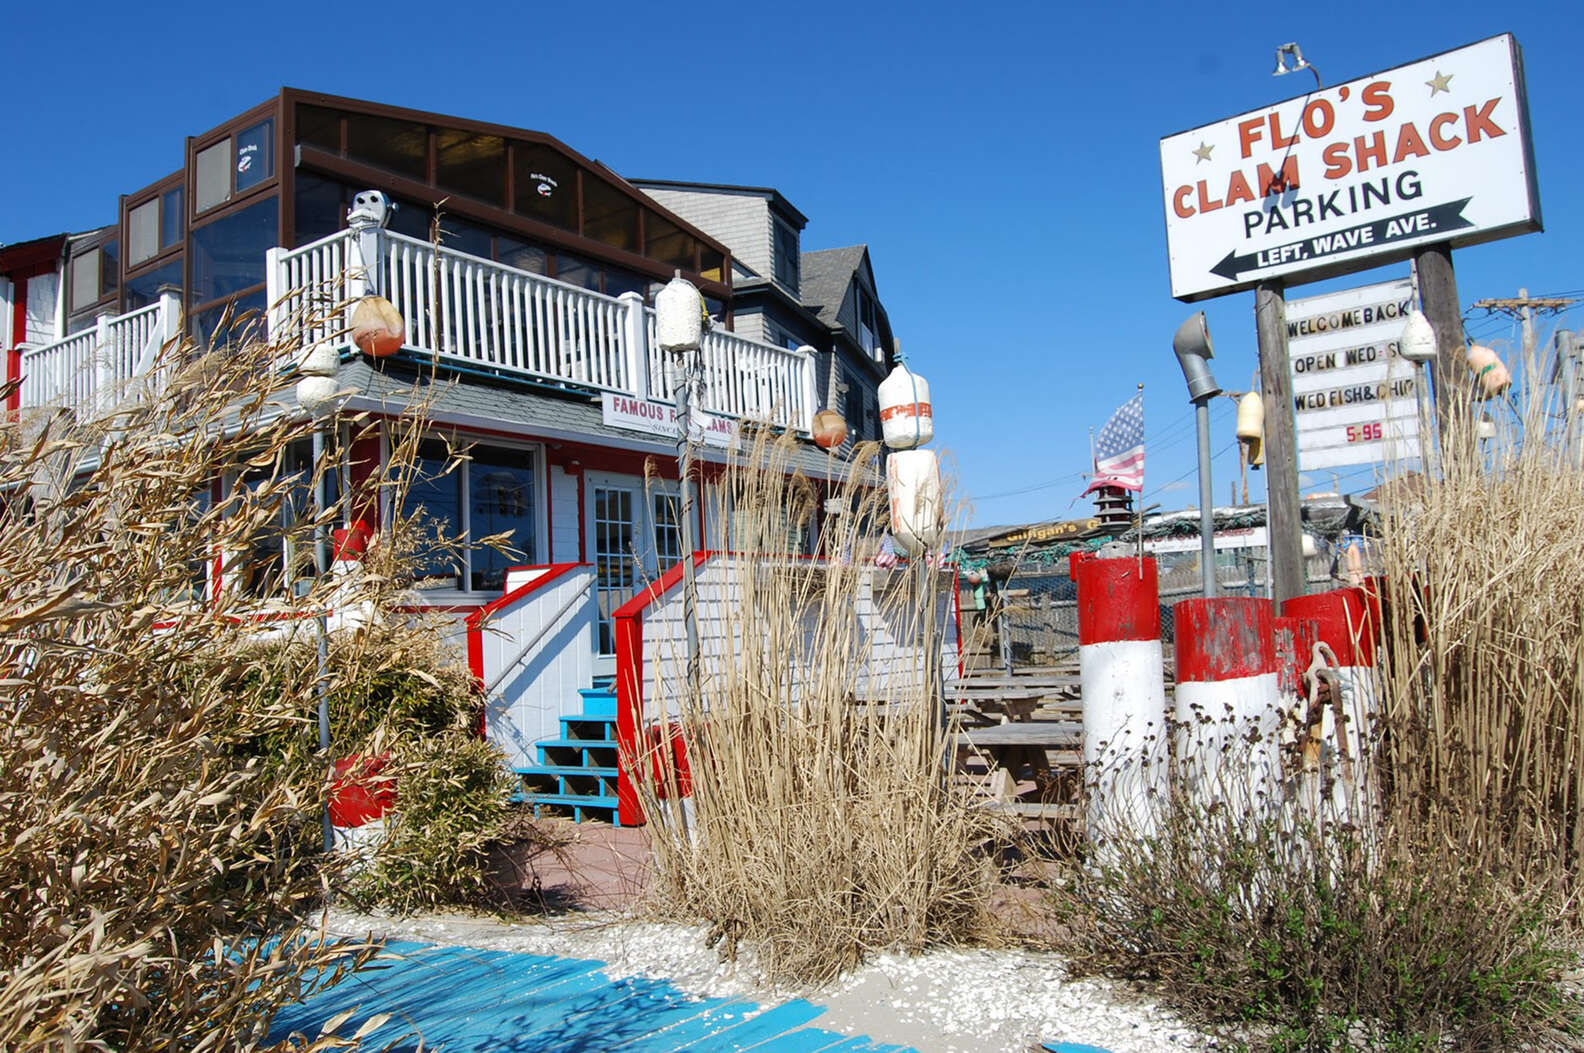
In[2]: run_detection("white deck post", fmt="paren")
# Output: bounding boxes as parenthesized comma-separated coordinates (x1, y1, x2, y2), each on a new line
(796, 344, 819, 434)
(264, 246, 284, 340)
(94, 312, 116, 415)
(618, 292, 650, 401)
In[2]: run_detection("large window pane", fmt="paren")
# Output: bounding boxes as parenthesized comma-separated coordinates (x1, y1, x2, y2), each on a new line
(554, 253, 600, 291)
(70, 249, 100, 313)
(99, 240, 119, 297)
(192, 288, 268, 350)
(512, 142, 576, 231)
(438, 215, 491, 258)
(294, 171, 345, 245)
(128, 200, 160, 266)
(161, 187, 185, 250)
(195, 138, 232, 212)
(346, 112, 428, 181)
(296, 104, 340, 153)
(700, 246, 725, 284)
(437, 129, 504, 206)
(582, 177, 637, 252)
(405, 439, 463, 589)
(496, 235, 547, 275)
(645, 212, 695, 272)
(124, 259, 182, 311)
(190, 197, 277, 303)
(468, 444, 535, 592)
(235, 119, 274, 192)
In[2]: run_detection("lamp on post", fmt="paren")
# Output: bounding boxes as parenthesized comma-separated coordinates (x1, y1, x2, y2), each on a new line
(1173, 312, 1223, 599)
(654, 272, 706, 700)
(296, 343, 344, 853)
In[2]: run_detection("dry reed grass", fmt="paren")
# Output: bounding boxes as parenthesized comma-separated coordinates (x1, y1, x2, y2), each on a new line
(1374, 367, 1584, 890)
(0, 303, 511, 1047)
(1062, 360, 1584, 1048)
(629, 431, 1005, 986)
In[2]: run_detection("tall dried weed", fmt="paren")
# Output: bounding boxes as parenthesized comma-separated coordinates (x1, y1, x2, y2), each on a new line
(630, 432, 1004, 986)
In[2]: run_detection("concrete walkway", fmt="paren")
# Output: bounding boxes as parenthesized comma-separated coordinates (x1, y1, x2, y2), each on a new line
(268, 939, 916, 1052)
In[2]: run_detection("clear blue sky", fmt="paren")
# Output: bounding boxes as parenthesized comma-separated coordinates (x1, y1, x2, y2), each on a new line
(4, 1, 1577, 526)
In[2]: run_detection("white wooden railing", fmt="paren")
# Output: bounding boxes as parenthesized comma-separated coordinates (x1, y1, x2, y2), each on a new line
(17, 294, 182, 414)
(267, 228, 816, 434)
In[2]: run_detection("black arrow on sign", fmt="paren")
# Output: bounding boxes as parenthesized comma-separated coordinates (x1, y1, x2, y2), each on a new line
(1210, 198, 1474, 282)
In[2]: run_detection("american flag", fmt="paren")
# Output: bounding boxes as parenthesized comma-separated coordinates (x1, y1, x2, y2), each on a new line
(1082, 391, 1145, 495)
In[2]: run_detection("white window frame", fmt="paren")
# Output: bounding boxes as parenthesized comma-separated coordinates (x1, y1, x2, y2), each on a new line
(388, 430, 548, 602)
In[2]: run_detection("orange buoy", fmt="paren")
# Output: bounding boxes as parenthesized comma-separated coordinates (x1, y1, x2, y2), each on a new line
(811, 408, 848, 449)
(351, 295, 405, 357)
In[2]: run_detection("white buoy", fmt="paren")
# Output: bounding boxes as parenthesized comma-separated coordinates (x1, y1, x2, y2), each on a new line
(886, 448, 943, 555)
(878, 363, 934, 449)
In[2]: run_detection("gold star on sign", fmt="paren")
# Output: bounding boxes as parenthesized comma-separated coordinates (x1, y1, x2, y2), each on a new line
(1426, 70, 1453, 95)
(1192, 141, 1214, 164)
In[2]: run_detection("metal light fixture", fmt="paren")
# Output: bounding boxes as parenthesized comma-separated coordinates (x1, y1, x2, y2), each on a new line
(654, 271, 707, 704)
(1172, 312, 1221, 598)
(1273, 42, 1322, 88)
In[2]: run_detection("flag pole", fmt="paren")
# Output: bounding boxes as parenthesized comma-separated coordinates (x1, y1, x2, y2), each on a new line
(1136, 382, 1145, 571)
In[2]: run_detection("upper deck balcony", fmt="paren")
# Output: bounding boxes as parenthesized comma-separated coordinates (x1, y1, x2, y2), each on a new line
(16, 226, 819, 437)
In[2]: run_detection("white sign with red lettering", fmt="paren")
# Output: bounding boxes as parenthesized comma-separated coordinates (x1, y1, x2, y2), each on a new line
(601, 393, 737, 450)
(1287, 278, 1421, 472)
(1160, 34, 1540, 302)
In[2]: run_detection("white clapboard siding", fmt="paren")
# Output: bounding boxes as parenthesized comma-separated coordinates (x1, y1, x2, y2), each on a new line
(477, 565, 597, 770)
(637, 558, 959, 721)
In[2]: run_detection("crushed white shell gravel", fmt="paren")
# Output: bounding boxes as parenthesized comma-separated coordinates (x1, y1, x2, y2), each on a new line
(322, 910, 1227, 1053)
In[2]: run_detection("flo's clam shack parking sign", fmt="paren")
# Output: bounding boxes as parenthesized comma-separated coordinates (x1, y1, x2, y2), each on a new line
(1289, 278, 1421, 471)
(1160, 34, 1540, 302)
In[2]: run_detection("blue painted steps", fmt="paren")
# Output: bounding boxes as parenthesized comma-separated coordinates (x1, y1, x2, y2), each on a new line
(516, 679, 622, 825)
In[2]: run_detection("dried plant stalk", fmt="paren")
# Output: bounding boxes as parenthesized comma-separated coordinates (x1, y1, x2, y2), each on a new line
(631, 431, 1003, 986)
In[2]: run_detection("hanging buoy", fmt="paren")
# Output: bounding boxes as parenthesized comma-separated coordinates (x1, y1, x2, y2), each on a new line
(1236, 391, 1265, 468)
(887, 448, 944, 555)
(351, 296, 405, 357)
(1465, 344, 1511, 399)
(878, 363, 933, 450)
(1399, 310, 1438, 363)
(811, 408, 848, 449)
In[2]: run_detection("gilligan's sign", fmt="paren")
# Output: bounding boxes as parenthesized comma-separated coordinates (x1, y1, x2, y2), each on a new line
(1159, 34, 1540, 301)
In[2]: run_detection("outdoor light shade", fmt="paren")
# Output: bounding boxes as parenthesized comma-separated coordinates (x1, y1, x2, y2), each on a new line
(655, 274, 704, 352)
(1399, 309, 1438, 363)
(1172, 312, 1222, 401)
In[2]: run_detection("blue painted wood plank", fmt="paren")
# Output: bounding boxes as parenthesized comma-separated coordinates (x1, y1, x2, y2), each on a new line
(734, 1026, 867, 1052)
(612, 997, 796, 1053)
(268, 940, 915, 1053)
(685, 1000, 829, 1051)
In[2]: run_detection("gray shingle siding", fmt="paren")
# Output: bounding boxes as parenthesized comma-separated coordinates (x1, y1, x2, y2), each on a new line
(639, 189, 772, 278)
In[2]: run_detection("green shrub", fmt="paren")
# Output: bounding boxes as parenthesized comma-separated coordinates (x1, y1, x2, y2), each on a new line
(351, 733, 518, 912)
(1059, 798, 1579, 1050)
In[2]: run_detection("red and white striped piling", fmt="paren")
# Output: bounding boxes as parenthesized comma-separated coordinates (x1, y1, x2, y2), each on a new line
(1273, 614, 1320, 741)
(1173, 598, 1281, 813)
(329, 753, 395, 857)
(1281, 586, 1380, 818)
(1073, 554, 1167, 841)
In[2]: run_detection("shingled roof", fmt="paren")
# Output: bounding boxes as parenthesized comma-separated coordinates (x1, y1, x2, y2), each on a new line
(799, 245, 867, 327)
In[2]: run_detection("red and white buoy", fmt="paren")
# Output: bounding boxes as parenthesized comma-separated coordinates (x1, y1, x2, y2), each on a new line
(1281, 586, 1380, 818)
(1173, 597, 1281, 814)
(1073, 553, 1167, 841)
